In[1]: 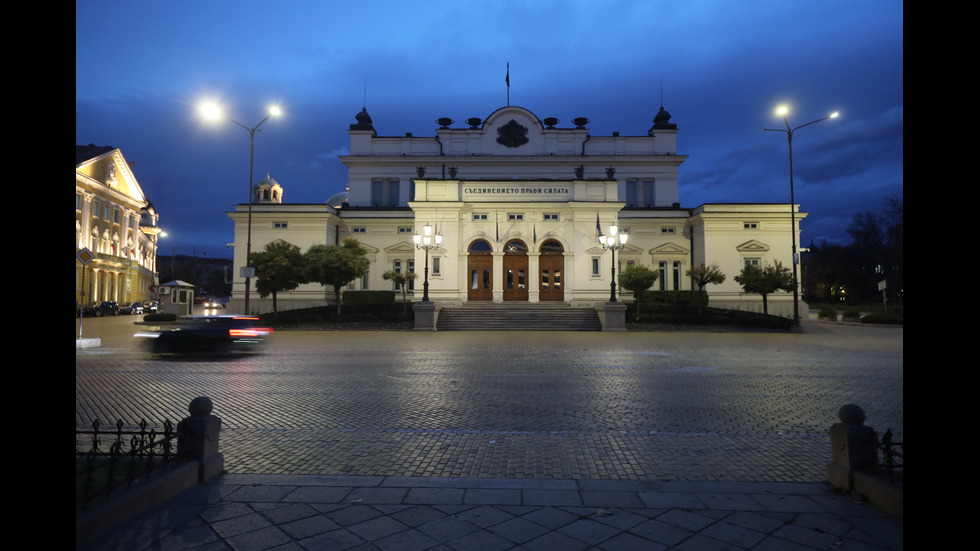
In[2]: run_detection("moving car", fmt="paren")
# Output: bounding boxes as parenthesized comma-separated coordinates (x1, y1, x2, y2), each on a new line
(203, 297, 223, 309)
(121, 302, 144, 315)
(81, 301, 120, 317)
(135, 315, 273, 354)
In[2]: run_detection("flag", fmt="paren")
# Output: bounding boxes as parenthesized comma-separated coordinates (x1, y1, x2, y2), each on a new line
(596, 212, 602, 238)
(533, 224, 537, 244)
(506, 62, 510, 87)
(495, 212, 499, 242)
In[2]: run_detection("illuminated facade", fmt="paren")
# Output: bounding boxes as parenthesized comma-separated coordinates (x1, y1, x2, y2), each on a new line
(75, 145, 162, 308)
(227, 105, 806, 318)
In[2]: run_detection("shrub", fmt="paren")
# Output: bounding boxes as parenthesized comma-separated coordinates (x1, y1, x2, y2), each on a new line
(342, 290, 396, 305)
(818, 305, 838, 320)
(861, 311, 903, 325)
(841, 308, 862, 321)
(143, 313, 178, 322)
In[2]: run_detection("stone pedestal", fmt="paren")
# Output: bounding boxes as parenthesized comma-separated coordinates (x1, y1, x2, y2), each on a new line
(826, 404, 878, 493)
(177, 397, 225, 482)
(595, 301, 627, 331)
(414, 301, 437, 331)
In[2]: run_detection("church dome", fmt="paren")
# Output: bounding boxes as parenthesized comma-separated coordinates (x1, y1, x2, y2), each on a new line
(326, 191, 349, 208)
(254, 173, 283, 204)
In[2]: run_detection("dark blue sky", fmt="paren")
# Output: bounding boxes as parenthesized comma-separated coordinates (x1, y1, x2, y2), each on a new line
(76, 1, 903, 260)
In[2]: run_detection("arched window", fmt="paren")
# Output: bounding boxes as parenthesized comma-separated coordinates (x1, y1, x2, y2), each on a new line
(469, 239, 493, 252)
(540, 239, 563, 253)
(504, 239, 527, 253)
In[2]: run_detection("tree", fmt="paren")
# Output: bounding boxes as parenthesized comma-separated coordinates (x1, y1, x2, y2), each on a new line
(686, 263, 726, 315)
(382, 269, 418, 313)
(734, 261, 795, 316)
(303, 237, 370, 315)
(250, 241, 304, 318)
(618, 264, 658, 317)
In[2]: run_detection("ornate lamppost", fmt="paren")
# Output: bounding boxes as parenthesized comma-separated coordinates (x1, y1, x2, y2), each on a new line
(600, 224, 628, 302)
(200, 103, 281, 314)
(413, 223, 442, 302)
(763, 106, 838, 326)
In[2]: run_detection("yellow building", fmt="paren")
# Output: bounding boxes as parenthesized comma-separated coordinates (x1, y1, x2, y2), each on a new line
(75, 145, 162, 310)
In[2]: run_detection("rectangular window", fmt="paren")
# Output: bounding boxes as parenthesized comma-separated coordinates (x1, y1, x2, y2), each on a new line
(592, 257, 601, 277)
(408, 260, 415, 290)
(642, 179, 655, 207)
(744, 258, 761, 267)
(274, 221, 288, 228)
(352, 227, 366, 233)
(473, 213, 488, 220)
(507, 213, 524, 220)
(661, 227, 675, 234)
(113, 208, 120, 223)
(371, 178, 400, 207)
(625, 179, 638, 207)
(398, 227, 413, 233)
(543, 213, 559, 221)
(362, 270, 369, 290)
(93, 200, 101, 218)
(673, 261, 681, 290)
(104, 204, 111, 219)
(432, 256, 441, 276)
(659, 261, 667, 290)
(744, 222, 759, 229)
(76, 193, 82, 211)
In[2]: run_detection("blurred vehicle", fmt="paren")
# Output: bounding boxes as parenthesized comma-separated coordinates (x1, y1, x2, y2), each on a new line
(203, 297, 223, 309)
(143, 300, 160, 313)
(121, 302, 144, 315)
(81, 301, 120, 317)
(135, 315, 273, 354)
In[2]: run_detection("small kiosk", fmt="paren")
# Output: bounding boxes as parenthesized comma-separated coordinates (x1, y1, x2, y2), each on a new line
(159, 280, 195, 317)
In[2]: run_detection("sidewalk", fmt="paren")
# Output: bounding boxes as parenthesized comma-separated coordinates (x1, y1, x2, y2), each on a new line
(79, 474, 902, 550)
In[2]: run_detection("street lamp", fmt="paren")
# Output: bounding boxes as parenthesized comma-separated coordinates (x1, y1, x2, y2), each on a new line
(600, 224, 628, 302)
(413, 223, 442, 302)
(201, 102, 281, 314)
(763, 106, 838, 327)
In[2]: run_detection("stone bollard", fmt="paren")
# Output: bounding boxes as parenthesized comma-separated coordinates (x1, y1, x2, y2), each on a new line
(826, 404, 878, 493)
(178, 396, 225, 482)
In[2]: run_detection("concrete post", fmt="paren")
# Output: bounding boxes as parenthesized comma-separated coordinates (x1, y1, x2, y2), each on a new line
(178, 396, 225, 482)
(826, 404, 878, 492)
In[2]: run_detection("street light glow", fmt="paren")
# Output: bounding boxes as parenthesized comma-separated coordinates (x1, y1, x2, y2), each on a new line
(200, 102, 222, 120)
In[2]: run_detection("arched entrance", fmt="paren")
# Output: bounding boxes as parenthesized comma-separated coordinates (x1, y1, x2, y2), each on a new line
(503, 239, 529, 301)
(539, 239, 564, 301)
(467, 239, 493, 301)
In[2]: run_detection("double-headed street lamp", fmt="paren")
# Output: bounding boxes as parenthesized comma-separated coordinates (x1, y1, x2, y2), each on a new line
(413, 223, 442, 303)
(600, 224, 628, 302)
(201, 103, 281, 314)
(763, 106, 838, 327)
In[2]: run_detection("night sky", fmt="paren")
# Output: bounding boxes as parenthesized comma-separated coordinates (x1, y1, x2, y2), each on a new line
(76, 1, 903, 260)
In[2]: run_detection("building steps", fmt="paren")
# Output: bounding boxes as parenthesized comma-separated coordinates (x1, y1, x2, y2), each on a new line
(436, 302, 602, 331)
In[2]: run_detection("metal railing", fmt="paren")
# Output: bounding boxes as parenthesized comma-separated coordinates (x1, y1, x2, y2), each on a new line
(879, 428, 903, 480)
(75, 418, 181, 507)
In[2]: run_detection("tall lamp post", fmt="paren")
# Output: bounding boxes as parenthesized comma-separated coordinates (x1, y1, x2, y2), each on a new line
(600, 224, 628, 302)
(764, 106, 838, 327)
(201, 103, 281, 314)
(413, 223, 442, 302)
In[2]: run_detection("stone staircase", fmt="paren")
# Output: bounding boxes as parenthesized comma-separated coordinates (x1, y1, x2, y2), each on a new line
(436, 302, 602, 331)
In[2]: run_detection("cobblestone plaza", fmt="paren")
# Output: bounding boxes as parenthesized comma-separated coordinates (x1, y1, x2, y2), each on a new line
(76, 319, 903, 484)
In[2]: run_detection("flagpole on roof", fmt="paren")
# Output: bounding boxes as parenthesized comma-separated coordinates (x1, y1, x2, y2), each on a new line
(506, 62, 510, 106)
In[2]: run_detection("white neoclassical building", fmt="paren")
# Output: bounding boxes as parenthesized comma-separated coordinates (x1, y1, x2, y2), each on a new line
(227, 104, 805, 318)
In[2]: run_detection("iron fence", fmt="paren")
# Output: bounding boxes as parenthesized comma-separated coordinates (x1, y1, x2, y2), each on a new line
(75, 418, 181, 507)
(879, 429, 903, 480)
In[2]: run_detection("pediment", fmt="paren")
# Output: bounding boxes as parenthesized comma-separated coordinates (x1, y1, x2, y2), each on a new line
(384, 241, 415, 254)
(76, 148, 147, 205)
(649, 242, 689, 255)
(736, 240, 770, 253)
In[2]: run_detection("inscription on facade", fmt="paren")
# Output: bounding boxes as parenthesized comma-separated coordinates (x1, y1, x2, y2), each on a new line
(462, 184, 571, 202)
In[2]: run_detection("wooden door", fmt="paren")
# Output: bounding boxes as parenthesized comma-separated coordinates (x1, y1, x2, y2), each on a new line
(539, 253, 564, 301)
(502, 253, 529, 301)
(467, 253, 493, 301)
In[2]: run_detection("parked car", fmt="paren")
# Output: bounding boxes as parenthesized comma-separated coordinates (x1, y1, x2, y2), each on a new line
(121, 302, 144, 315)
(135, 315, 273, 354)
(81, 301, 120, 317)
(143, 300, 160, 313)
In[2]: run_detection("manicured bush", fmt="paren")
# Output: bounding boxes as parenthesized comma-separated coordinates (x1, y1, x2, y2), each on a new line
(636, 290, 707, 306)
(818, 305, 838, 320)
(342, 290, 396, 305)
(143, 313, 178, 322)
(861, 311, 903, 325)
(841, 308, 862, 321)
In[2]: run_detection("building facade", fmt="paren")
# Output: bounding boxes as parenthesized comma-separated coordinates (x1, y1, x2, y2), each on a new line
(76, 145, 162, 309)
(226, 105, 805, 317)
